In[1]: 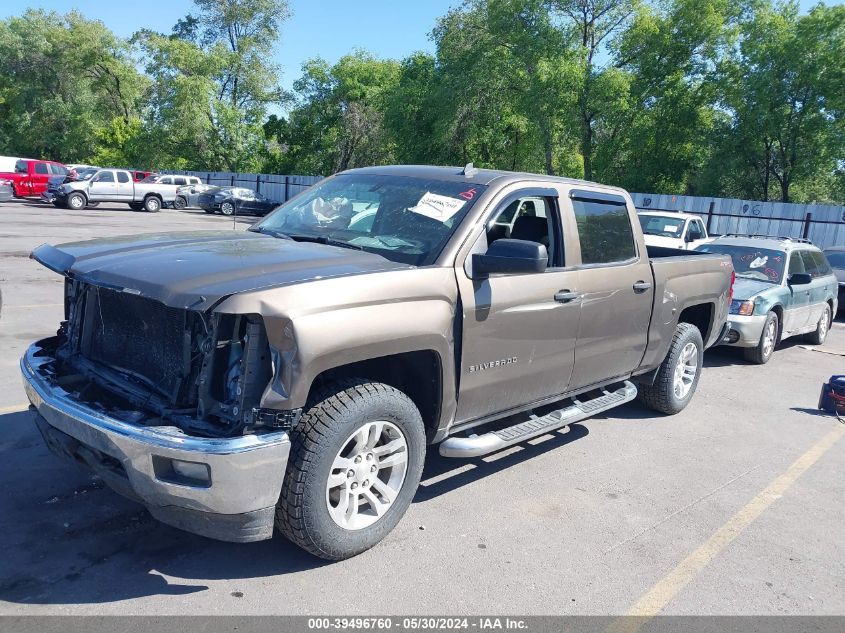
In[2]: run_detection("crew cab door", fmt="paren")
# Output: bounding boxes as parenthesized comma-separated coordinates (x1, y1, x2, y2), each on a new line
(31, 162, 51, 195)
(564, 189, 654, 390)
(454, 187, 581, 423)
(115, 170, 133, 200)
(87, 170, 117, 201)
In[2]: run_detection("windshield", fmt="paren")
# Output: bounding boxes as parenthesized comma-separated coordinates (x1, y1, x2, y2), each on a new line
(696, 244, 786, 283)
(824, 251, 845, 268)
(253, 174, 487, 265)
(638, 214, 685, 238)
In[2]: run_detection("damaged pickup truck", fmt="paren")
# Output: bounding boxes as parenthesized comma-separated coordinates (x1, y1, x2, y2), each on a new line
(22, 165, 734, 560)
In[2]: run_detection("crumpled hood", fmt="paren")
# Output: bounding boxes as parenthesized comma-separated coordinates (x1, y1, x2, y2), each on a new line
(731, 276, 778, 301)
(31, 230, 411, 310)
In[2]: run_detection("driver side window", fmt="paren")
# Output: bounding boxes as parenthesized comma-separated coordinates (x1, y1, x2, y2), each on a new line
(486, 196, 561, 267)
(687, 220, 704, 241)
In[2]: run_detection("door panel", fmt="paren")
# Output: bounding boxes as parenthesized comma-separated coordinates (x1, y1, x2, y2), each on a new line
(565, 191, 653, 390)
(455, 269, 581, 422)
(454, 189, 579, 423)
(87, 171, 117, 201)
(569, 261, 653, 388)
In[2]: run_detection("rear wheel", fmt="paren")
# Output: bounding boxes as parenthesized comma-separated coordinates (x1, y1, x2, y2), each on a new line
(805, 304, 831, 346)
(276, 379, 425, 561)
(744, 311, 778, 364)
(143, 196, 161, 213)
(67, 192, 86, 211)
(638, 322, 703, 415)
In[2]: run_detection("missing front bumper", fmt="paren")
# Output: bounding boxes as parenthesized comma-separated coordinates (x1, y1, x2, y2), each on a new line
(22, 340, 290, 542)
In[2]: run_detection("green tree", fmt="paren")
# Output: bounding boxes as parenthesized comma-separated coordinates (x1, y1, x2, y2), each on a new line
(0, 9, 147, 163)
(137, 0, 290, 171)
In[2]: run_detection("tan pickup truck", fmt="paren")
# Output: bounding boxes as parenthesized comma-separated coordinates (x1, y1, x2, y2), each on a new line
(22, 165, 734, 560)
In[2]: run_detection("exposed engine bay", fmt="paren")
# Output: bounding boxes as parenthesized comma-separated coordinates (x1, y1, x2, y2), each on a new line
(46, 278, 274, 437)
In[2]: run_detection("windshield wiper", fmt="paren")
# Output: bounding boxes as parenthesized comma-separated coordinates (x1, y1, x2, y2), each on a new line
(249, 226, 292, 240)
(287, 234, 365, 251)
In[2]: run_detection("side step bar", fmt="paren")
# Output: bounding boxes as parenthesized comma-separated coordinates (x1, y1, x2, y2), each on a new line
(439, 381, 638, 459)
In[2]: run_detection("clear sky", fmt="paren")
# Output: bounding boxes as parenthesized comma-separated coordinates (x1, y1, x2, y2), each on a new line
(0, 0, 838, 91)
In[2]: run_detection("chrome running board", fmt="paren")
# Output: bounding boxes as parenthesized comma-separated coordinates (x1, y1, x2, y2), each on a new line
(439, 381, 637, 458)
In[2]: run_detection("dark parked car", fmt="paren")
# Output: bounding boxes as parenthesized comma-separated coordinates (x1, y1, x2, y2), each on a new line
(41, 167, 99, 207)
(198, 187, 280, 216)
(823, 247, 845, 314)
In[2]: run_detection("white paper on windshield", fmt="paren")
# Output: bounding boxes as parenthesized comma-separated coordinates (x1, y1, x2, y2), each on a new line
(749, 256, 768, 268)
(664, 225, 679, 233)
(410, 192, 466, 222)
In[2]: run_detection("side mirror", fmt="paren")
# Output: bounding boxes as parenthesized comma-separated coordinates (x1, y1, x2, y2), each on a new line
(788, 272, 812, 285)
(472, 239, 548, 278)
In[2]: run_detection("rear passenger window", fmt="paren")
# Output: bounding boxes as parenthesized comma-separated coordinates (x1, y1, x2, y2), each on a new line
(174, 177, 187, 186)
(809, 251, 832, 277)
(571, 193, 636, 265)
(35, 163, 49, 175)
(116, 171, 130, 183)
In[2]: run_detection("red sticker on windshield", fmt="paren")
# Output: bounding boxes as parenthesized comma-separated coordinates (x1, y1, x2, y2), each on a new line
(459, 188, 477, 201)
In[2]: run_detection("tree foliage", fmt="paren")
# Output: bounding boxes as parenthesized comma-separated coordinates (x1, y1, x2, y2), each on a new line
(0, 0, 842, 203)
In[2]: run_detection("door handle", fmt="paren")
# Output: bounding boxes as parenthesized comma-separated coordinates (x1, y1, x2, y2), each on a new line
(633, 280, 653, 293)
(554, 290, 579, 303)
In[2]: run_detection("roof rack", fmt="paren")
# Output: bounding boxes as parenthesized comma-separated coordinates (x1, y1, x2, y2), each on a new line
(718, 234, 815, 245)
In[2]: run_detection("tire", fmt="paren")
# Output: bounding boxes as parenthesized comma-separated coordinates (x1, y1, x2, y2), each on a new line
(143, 196, 161, 213)
(220, 201, 235, 216)
(744, 311, 778, 364)
(805, 304, 831, 346)
(276, 379, 426, 561)
(66, 192, 87, 211)
(638, 322, 704, 415)
(86, 201, 100, 208)
(129, 202, 143, 211)
(174, 196, 187, 210)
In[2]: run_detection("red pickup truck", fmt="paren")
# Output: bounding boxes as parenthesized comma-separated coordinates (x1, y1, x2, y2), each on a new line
(0, 159, 69, 197)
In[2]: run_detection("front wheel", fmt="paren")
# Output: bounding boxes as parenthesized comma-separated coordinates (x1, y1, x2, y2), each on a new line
(805, 304, 831, 346)
(744, 311, 778, 364)
(67, 192, 86, 211)
(276, 379, 426, 561)
(173, 196, 187, 210)
(143, 196, 161, 213)
(638, 322, 704, 415)
(220, 201, 235, 216)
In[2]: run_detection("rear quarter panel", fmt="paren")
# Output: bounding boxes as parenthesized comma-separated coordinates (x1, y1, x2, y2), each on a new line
(640, 252, 733, 371)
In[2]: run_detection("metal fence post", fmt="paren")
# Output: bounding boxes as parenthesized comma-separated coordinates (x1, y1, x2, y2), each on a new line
(284, 176, 290, 202)
(803, 212, 812, 239)
(256, 174, 261, 194)
(231, 175, 235, 187)
(705, 201, 715, 234)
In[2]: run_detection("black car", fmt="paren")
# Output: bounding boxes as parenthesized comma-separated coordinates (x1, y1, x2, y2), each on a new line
(823, 247, 845, 314)
(198, 187, 280, 216)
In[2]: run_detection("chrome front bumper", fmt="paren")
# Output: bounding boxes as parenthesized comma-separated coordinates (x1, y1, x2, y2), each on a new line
(21, 340, 290, 542)
(720, 314, 767, 347)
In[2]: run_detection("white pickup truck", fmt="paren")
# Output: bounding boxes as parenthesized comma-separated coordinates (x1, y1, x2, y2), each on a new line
(637, 211, 712, 250)
(54, 169, 184, 213)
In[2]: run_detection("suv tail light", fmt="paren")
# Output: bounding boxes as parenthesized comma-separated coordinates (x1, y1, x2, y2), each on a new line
(728, 271, 736, 303)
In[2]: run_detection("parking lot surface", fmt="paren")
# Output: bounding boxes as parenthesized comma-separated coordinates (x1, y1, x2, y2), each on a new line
(0, 200, 843, 616)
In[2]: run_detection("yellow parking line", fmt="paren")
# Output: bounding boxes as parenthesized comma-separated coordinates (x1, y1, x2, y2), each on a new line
(2, 303, 63, 309)
(0, 403, 29, 414)
(608, 424, 845, 633)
